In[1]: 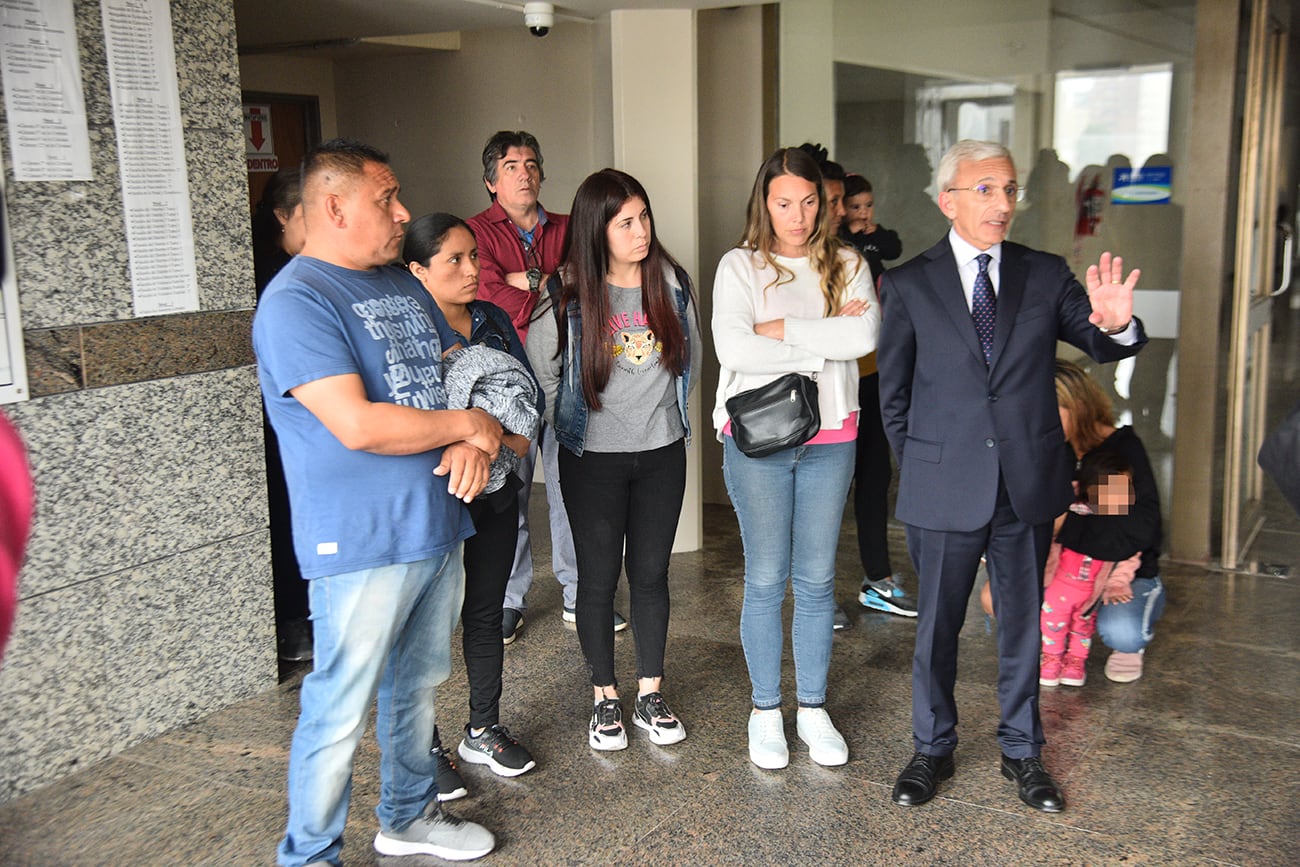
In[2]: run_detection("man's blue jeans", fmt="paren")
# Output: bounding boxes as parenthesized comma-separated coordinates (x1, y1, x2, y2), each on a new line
(277, 550, 465, 867)
(723, 436, 856, 710)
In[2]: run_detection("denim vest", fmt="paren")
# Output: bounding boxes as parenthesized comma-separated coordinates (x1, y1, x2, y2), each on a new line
(551, 267, 694, 456)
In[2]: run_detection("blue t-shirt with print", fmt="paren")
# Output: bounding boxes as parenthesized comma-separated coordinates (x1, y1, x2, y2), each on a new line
(253, 256, 474, 579)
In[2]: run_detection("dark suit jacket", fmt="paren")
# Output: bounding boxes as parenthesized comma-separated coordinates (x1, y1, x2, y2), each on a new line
(877, 237, 1147, 533)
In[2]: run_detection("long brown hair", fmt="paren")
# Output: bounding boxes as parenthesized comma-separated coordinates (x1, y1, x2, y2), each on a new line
(1055, 359, 1116, 454)
(738, 147, 858, 314)
(555, 169, 690, 411)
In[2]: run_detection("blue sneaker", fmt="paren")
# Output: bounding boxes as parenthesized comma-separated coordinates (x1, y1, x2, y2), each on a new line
(859, 575, 918, 618)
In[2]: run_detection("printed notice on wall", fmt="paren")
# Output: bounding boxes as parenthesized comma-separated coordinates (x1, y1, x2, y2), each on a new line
(101, 0, 198, 316)
(0, 0, 93, 181)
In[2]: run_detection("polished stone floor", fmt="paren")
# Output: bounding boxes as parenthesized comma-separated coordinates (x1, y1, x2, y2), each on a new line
(0, 484, 1296, 866)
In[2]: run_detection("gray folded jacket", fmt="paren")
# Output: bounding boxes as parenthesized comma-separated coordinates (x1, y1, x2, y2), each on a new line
(442, 344, 541, 494)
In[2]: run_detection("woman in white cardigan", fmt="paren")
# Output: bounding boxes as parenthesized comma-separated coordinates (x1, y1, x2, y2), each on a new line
(713, 146, 880, 771)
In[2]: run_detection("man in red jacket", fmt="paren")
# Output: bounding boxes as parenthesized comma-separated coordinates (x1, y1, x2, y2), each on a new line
(467, 131, 568, 340)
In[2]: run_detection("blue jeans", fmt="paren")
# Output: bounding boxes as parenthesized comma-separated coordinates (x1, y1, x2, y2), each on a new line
(277, 551, 465, 867)
(723, 436, 856, 709)
(1096, 575, 1165, 653)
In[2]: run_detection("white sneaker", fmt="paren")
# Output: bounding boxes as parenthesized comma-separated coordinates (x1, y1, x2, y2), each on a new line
(1104, 649, 1145, 683)
(796, 707, 848, 766)
(373, 804, 495, 861)
(747, 708, 788, 769)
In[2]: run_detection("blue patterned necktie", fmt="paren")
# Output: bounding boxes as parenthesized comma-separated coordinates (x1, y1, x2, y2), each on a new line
(972, 253, 996, 365)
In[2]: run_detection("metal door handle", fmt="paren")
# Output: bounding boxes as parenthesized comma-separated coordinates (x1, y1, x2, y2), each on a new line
(1273, 222, 1293, 296)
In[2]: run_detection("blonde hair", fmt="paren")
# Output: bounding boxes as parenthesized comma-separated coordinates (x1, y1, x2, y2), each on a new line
(738, 147, 859, 315)
(1055, 359, 1116, 454)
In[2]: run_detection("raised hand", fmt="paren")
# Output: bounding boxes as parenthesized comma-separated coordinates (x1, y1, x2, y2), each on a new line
(1084, 251, 1140, 331)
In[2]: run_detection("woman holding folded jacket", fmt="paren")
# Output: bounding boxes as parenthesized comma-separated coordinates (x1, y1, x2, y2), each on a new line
(712, 146, 879, 771)
(403, 212, 540, 791)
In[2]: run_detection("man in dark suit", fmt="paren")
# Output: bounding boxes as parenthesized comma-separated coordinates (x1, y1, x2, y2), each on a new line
(877, 140, 1145, 813)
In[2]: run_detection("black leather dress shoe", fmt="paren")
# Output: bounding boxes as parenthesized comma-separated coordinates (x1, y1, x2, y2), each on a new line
(1000, 755, 1065, 812)
(891, 752, 955, 806)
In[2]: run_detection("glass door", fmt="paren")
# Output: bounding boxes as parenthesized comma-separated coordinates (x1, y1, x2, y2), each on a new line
(1221, 0, 1289, 568)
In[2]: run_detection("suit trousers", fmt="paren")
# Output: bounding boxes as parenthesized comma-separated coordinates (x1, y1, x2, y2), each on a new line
(905, 476, 1051, 760)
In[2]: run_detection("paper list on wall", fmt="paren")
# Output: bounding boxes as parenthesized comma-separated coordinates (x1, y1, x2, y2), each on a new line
(0, 0, 93, 180)
(101, 0, 197, 316)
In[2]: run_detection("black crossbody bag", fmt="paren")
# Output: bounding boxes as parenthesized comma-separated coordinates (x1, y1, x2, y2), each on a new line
(725, 372, 820, 458)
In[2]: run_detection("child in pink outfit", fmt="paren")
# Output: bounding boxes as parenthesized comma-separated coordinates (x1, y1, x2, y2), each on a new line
(1040, 451, 1140, 688)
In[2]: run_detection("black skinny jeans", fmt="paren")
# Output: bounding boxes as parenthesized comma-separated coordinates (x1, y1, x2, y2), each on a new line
(559, 439, 686, 688)
(854, 372, 894, 581)
(461, 486, 520, 730)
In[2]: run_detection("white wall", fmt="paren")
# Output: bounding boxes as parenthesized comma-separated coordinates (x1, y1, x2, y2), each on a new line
(609, 8, 702, 550)
(238, 53, 339, 138)
(698, 5, 769, 505)
(331, 24, 605, 223)
(778, 0, 834, 146)
(833, 0, 1052, 80)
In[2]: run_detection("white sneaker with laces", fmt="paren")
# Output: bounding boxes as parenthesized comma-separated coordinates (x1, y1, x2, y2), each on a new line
(373, 804, 495, 861)
(748, 708, 788, 769)
(796, 707, 848, 766)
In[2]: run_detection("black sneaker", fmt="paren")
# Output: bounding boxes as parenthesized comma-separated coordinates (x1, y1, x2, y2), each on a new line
(457, 724, 536, 777)
(589, 698, 628, 751)
(562, 606, 628, 631)
(276, 618, 313, 662)
(632, 691, 686, 745)
(502, 608, 524, 645)
(431, 726, 467, 802)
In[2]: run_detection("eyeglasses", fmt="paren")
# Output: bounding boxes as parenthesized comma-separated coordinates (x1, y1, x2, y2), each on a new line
(945, 183, 1026, 202)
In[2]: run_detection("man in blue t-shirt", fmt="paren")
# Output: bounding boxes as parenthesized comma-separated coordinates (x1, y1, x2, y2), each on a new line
(255, 140, 501, 867)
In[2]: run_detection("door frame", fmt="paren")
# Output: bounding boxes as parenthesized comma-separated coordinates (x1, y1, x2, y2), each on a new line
(1221, 0, 1290, 568)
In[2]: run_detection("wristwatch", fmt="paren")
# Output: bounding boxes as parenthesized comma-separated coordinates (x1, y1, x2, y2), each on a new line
(526, 268, 542, 293)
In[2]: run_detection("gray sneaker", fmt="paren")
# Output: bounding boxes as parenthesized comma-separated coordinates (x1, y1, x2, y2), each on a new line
(373, 804, 495, 861)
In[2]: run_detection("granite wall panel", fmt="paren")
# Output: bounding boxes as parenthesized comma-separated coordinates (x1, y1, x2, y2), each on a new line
(8, 368, 268, 598)
(104, 530, 276, 744)
(0, 579, 114, 803)
(0, 531, 275, 801)
(186, 129, 256, 312)
(0, 0, 280, 804)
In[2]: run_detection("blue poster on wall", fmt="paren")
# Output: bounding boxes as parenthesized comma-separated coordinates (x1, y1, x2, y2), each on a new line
(1112, 166, 1172, 204)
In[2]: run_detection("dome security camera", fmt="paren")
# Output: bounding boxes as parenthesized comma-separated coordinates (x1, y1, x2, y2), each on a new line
(524, 2, 553, 37)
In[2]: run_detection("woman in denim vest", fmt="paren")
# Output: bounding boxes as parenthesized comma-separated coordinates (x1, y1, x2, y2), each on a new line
(526, 169, 700, 752)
